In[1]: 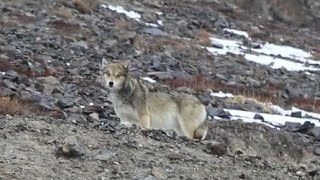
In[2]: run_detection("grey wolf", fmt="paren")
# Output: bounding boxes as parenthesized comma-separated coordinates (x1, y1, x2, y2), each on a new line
(100, 59, 208, 140)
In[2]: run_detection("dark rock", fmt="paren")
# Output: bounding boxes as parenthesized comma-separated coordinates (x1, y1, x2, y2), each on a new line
(309, 127, 320, 138)
(291, 111, 302, 118)
(211, 42, 224, 49)
(70, 41, 89, 50)
(142, 176, 161, 180)
(253, 114, 264, 121)
(3, 70, 19, 81)
(2, 79, 17, 90)
(37, 76, 60, 85)
(206, 141, 227, 156)
(206, 105, 230, 118)
(239, 173, 246, 179)
(142, 28, 168, 36)
(88, 112, 100, 122)
(55, 143, 84, 158)
(55, 98, 75, 109)
(68, 114, 87, 125)
(94, 149, 115, 161)
(313, 145, 320, 156)
(282, 122, 302, 132)
(0, 86, 14, 96)
(293, 121, 315, 133)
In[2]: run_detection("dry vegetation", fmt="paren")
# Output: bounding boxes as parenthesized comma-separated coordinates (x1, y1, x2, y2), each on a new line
(162, 75, 320, 113)
(133, 36, 192, 53)
(0, 96, 41, 115)
(0, 57, 59, 78)
(193, 29, 211, 46)
(56, 0, 99, 14)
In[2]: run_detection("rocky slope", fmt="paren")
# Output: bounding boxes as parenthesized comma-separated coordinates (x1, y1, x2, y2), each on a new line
(1, 0, 320, 179)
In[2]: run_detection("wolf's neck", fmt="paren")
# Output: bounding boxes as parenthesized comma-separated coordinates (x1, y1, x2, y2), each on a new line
(112, 75, 135, 100)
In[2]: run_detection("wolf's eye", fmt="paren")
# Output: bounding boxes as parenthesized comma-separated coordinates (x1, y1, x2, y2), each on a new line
(115, 74, 121, 78)
(105, 71, 110, 76)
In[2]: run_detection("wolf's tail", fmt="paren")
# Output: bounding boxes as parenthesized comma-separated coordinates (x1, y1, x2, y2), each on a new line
(193, 118, 208, 140)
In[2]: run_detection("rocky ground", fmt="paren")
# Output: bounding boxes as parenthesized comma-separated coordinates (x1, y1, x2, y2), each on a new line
(1, 0, 320, 179)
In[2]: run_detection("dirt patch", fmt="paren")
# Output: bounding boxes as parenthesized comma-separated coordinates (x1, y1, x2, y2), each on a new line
(0, 116, 317, 179)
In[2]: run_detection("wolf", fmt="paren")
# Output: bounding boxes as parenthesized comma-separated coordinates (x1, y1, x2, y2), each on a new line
(100, 59, 208, 140)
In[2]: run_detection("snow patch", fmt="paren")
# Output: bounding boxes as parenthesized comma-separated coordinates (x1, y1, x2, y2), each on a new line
(206, 34, 320, 71)
(1, 72, 5, 75)
(104, 5, 141, 21)
(244, 54, 319, 71)
(157, 20, 163, 26)
(271, 105, 320, 120)
(225, 108, 320, 127)
(145, 23, 158, 27)
(155, 11, 163, 15)
(210, 91, 234, 98)
(223, 28, 250, 39)
(141, 77, 156, 83)
(207, 38, 245, 55)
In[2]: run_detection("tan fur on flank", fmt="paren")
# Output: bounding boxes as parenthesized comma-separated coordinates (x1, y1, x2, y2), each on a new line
(100, 59, 208, 140)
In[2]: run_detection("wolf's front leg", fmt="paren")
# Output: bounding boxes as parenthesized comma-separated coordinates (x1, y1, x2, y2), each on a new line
(137, 106, 151, 129)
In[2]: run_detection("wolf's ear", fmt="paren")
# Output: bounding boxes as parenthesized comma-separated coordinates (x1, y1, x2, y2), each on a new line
(101, 58, 108, 69)
(122, 60, 130, 70)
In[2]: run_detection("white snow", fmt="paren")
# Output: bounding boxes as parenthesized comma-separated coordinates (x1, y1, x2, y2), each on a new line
(244, 54, 319, 71)
(223, 28, 250, 39)
(206, 33, 320, 71)
(210, 91, 234, 98)
(80, 105, 85, 109)
(155, 11, 163, 15)
(251, 43, 312, 61)
(145, 23, 158, 27)
(141, 77, 156, 83)
(206, 37, 245, 55)
(0, 72, 5, 75)
(157, 20, 163, 26)
(225, 108, 320, 127)
(270, 105, 320, 120)
(104, 5, 141, 21)
(89, 102, 94, 106)
(66, 62, 70, 66)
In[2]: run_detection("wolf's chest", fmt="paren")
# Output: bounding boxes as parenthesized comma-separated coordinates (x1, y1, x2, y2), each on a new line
(109, 95, 139, 125)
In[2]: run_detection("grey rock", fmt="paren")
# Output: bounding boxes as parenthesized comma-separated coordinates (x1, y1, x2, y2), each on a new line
(253, 114, 264, 121)
(309, 127, 320, 138)
(214, 17, 229, 28)
(211, 42, 224, 49)
(291, 111, 302, 118)
(56, 98, 75, 109)
(142, 27, 168, 36)
(2, 79, 17, 90)
(142, 176, 161, 180)
(94, 149, 115, 161)
(283, 122, 302, 132)
(67, 114, 87, 125)
(314, 145, 320, 156)
(0, 45, 21, 56)
(206, 141, 227, 156)
(37, 76, 60, 85)
(103, 39, 118, 47)
(115, 31, 136, 41)
(88, 112, 100, 121)
(3, 70, 19, 81)
(71, 41, 89, 50)
(0, 86, 14, 96)
(206, 105, 224, 117)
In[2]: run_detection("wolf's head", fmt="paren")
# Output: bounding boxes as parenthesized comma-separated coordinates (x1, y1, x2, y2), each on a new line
(100, 59, 130, 91)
